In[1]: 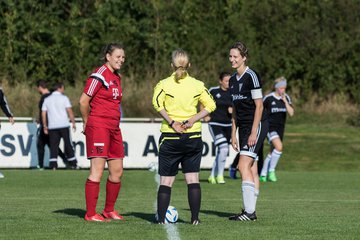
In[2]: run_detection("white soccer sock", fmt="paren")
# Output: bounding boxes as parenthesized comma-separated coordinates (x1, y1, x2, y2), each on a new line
(254, 188, 259, 209)
(217, 144, 229, 177)
(260, 154, 271, 176)
(269, 149, 282, 172)
(210, 156, 218, 177)
(242, 181, 256, 214)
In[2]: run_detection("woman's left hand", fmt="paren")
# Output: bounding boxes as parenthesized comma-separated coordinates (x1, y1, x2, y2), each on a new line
(248, 132, 257, 146)
(181, 120, 193, 129)
(172, 121, 185, 133)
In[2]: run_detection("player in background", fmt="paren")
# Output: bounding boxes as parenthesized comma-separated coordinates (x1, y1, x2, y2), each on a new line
(36, 80, 67, 170)
(0, 84, 14, 178)
(206, 72, 233, 184)
(0, 85, 14, 126)
(79, 43, 126, 222)
(152, 49, 216, 225)
(260, 77, 294, 182)
(42, 82, 77, 170)
(228, 41, 268, 221)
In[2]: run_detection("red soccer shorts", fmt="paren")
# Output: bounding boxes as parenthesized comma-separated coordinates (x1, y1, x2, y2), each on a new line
(85, 126, 125, 159)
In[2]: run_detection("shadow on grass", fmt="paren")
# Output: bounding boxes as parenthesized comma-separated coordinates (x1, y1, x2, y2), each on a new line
(200, 209, 234, 217)
(199, 179, 210, 183)
(53, 208, 85, 219)
(122, 212, 186, 224)
(122, 212, 155, 222)
(182, 208, 233, 218)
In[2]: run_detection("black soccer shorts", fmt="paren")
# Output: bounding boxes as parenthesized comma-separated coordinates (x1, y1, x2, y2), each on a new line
(267, 126, 285, 142)
(238, 120, 268, 159)
(208, 124, 231, 146)
(158, 132, 203, 176)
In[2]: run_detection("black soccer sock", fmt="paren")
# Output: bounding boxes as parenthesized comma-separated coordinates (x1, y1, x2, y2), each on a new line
(157, 185, 172, 223)
(231, 153, 240, 169)
(187, 183, 201, 222)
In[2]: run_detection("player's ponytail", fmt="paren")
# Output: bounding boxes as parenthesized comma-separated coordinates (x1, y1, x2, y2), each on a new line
(101, 42, 124, 77)
(101, 42, 124, 63)
(171, 49, 190, 83)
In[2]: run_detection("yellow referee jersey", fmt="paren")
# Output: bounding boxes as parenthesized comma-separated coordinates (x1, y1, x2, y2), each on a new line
(152, 72, 216, 133)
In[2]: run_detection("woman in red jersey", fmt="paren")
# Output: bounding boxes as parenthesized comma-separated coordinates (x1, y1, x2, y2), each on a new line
(79, 43, 126, 222)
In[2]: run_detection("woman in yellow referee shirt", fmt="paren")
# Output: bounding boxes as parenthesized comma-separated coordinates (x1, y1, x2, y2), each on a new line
(152, 49, 216, 225)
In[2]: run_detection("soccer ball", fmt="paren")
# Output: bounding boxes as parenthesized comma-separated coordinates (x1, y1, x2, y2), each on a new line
(155, 205, 179, 223)
(148, 162, 158, 172)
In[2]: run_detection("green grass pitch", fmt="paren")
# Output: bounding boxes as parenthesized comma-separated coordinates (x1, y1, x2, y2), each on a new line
(0, 169, 359, 240)
(1, 117, 360, 239)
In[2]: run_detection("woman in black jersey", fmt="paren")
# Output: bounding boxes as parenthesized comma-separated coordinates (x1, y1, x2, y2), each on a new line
(206, 72, 232, 184)
(260, 77, 294, 182)
(228, 41, 268, 221)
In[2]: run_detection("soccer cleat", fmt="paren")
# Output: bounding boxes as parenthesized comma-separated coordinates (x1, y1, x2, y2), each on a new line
(216, 175, 225, 184)
(229, 211, 257, 221)
(102, 210, 124, 220)
(229, 167, 237, 179)
(36, 165, 44, 171)
(68, 160, 78, 170)
(84, 213, 110, 222)
(268, 171, 277, 182)
(49, 162, 58, 170)
(191, 219, 200, 225)
(259, 176, 267, 182)
(208, 176, 217, 184)
(228, 209, 244, 219)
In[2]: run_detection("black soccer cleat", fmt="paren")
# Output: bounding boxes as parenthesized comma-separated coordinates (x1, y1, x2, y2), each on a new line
(68, 160, 78, 170)
(49, 162, 58, 170)
(228, 208, 245, 219)
(191, 219, 200, 225)
(229, 211, 257, 221)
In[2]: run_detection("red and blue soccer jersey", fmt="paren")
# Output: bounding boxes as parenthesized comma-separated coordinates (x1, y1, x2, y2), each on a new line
(83, 64, 122, 129)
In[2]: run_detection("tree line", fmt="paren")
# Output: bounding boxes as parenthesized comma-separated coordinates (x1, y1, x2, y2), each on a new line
(1, 0, 359, 117)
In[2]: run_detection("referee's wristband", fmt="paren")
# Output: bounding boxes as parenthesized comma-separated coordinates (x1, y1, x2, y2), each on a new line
(169, 120, 175, 127)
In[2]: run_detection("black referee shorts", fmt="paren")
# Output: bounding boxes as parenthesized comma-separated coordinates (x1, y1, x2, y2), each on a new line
(158, 132, 203, 176)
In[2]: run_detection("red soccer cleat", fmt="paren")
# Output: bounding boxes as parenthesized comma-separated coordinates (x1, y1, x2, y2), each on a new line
(102, 210, 125, 220)
(84, 213, 110, 222)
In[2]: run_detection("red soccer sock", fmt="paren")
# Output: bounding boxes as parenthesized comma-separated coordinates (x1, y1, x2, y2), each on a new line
(85, 179, 100, 217)
(104, 179, 121, 213)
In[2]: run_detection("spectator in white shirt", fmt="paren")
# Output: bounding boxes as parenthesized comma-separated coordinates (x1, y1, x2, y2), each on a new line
(42, 82, 77, 170)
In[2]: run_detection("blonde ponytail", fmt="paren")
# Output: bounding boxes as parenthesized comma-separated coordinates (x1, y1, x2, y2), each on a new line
(172, 49, 190, 83)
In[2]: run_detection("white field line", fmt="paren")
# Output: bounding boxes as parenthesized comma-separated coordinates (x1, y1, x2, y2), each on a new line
(154, 173, 181, 240)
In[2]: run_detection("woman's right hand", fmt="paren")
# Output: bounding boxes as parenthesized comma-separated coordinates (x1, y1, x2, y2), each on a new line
(231, 136, 239, 152)
(82, 122, 87, 135)
(172, 121, 184, 133)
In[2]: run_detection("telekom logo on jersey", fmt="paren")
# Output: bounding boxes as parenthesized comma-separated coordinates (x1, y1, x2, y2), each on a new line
(112, 88, 120, 99)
